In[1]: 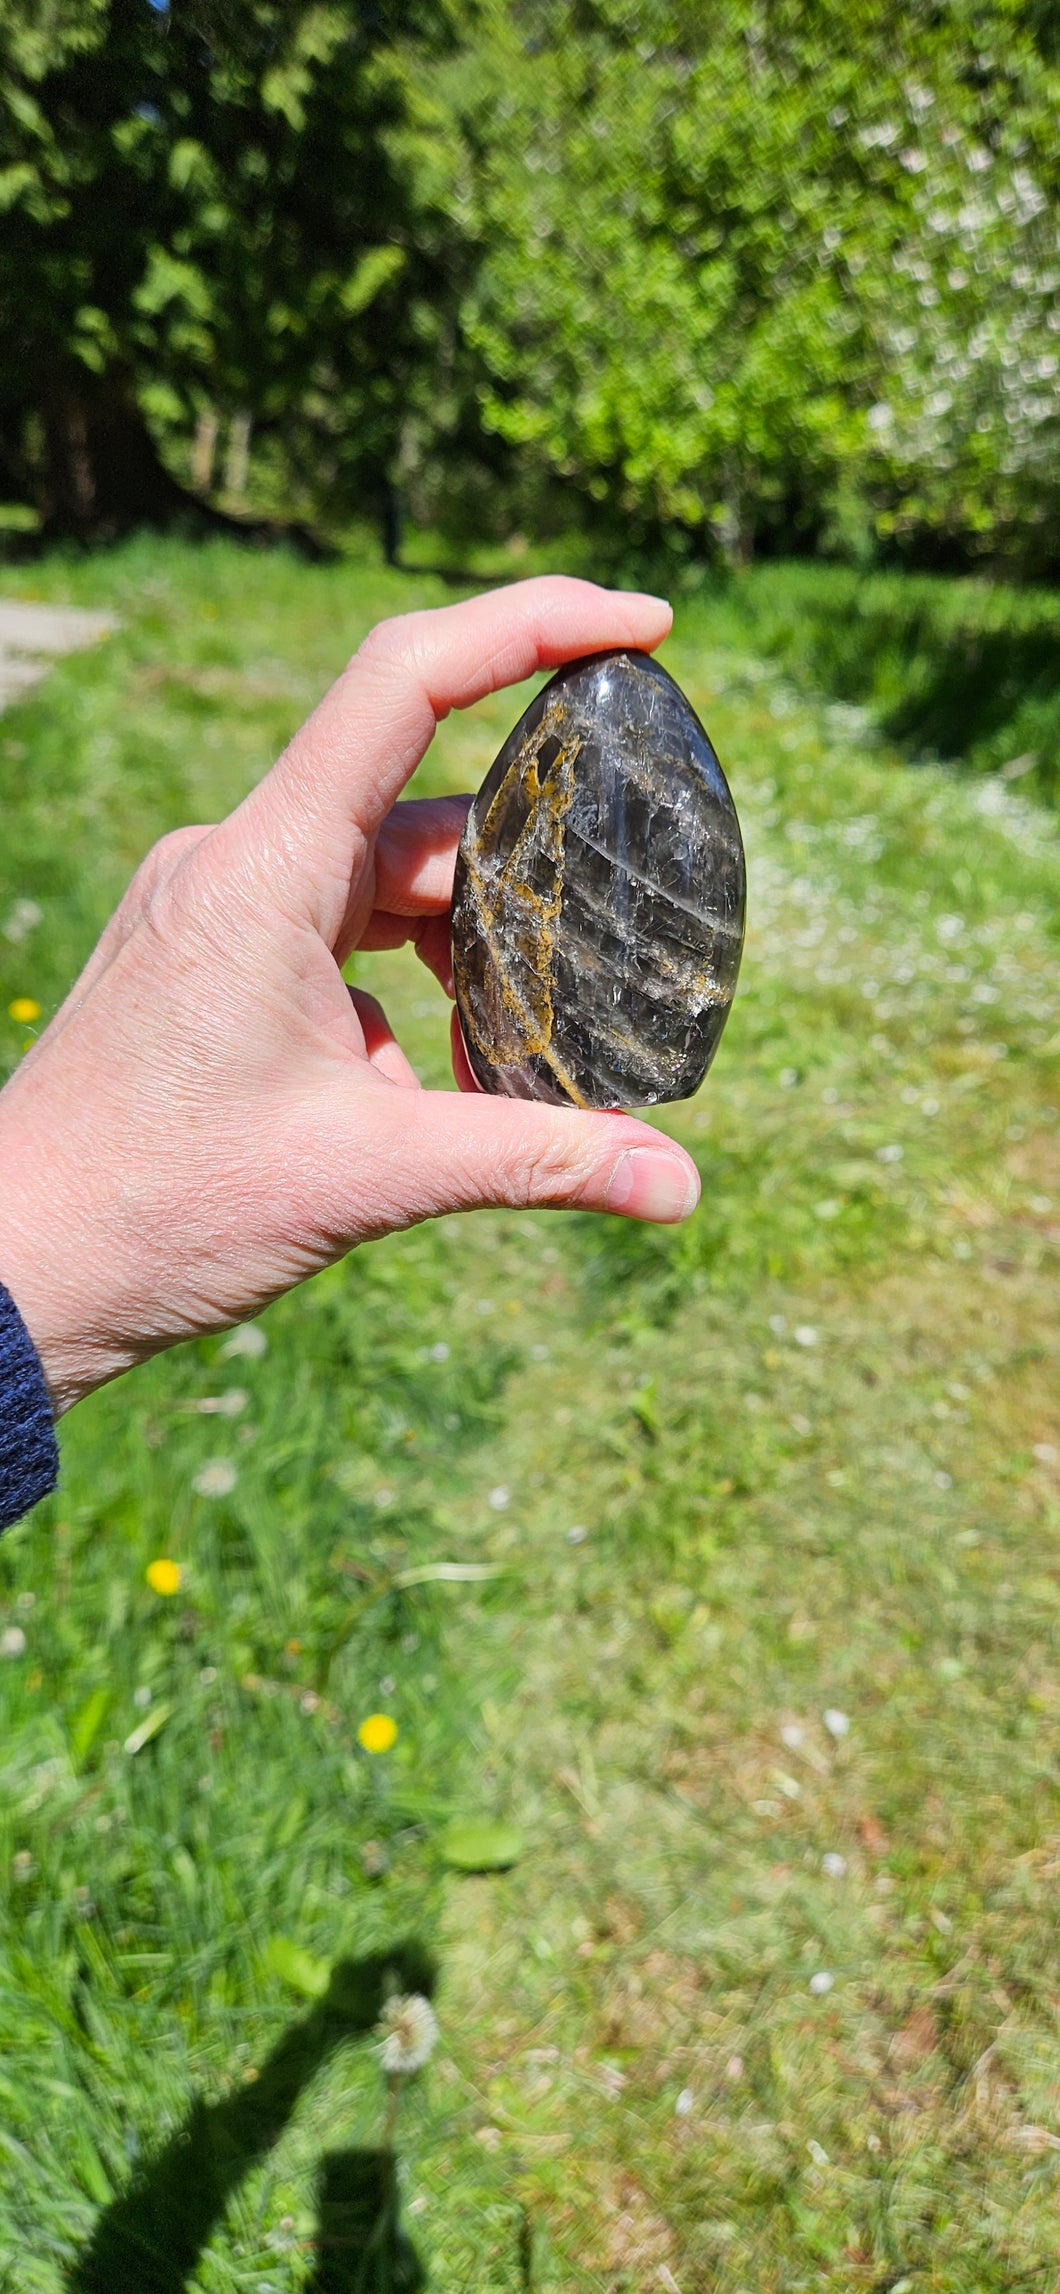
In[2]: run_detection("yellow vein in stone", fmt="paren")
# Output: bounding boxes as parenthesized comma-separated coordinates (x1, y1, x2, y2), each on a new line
(460, 852, 588, 1108)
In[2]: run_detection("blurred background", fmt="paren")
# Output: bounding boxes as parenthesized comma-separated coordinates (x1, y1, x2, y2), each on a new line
(0, 4, 1058, 2289)
(3, 0, 1060, 585)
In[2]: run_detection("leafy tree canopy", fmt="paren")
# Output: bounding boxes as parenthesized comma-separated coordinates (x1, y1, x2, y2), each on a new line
(451, 0, 1060, 568)
(0, 0, 1058, 567)
(0, 0, 465, 537)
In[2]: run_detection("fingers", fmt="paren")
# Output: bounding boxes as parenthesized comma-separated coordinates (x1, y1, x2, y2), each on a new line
(373, 796, 470, 916)
(238, 577, 672, 936)
(414, 915, 454, 998)
(450, 1007, 479, 1092)
(332, 793, 469, 966)
(326, 1078, 700, 1235)
(348, 989, 421, 1090)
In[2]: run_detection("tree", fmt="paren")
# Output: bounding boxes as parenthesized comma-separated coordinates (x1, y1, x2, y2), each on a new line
(450, 0, 1060, 570)
(0, 0, 465, 543)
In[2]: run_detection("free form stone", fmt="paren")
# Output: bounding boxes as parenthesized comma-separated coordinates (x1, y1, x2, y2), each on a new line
(451, 648, 746, 1109)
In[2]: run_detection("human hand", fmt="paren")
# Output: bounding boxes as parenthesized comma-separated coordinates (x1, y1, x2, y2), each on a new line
(0, 577, 700, 1415)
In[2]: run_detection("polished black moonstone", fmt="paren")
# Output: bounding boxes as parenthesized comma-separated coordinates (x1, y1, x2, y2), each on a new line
(450, 648, 746, 1109)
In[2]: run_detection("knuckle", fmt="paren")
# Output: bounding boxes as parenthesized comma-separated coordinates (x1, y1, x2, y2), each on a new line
(354, 610, 436, 684)
(513, 1124, 579, 1207)
(137, 825, 204, 893)
(354, 615, 407, 672)
(135, 827, 213, 942)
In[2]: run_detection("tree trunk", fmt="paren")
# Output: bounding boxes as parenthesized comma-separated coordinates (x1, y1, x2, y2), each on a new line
(382, 479, 403, 567)
(36, 373, 216, 541)
(32, 371, 327, 555)
(224, 411, 252, 499)
(192, 407, 219, 492)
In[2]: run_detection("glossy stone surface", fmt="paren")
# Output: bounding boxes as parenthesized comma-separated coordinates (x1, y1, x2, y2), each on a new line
(451, 648, 746, 1109)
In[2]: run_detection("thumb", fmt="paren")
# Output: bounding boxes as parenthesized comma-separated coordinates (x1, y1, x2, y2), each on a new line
(340, 1081, 701, 1233)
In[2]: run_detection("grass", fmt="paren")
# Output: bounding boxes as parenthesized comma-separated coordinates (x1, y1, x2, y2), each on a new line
(0, 534, 1058, 2291)
(721, 561, 1060, 805)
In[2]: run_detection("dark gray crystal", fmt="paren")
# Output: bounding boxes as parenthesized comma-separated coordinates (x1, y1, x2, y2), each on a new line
(450, 648, 745, 1109)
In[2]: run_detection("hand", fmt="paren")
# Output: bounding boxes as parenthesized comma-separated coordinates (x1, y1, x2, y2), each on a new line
(0, 576, 700, 1415)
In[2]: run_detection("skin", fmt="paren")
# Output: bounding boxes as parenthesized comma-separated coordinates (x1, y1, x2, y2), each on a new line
(0, 577, 700, 1418)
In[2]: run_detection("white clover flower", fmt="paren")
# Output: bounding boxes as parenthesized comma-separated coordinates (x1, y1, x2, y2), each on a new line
(823, 1708, 850, 1739)
(809, 1970, 835, 1996)
(377, 1993, 439, 2075)
(0, 1627, 26, 1658)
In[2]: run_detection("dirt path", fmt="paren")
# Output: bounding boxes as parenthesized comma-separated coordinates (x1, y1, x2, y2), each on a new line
(0, 599, 115, 710)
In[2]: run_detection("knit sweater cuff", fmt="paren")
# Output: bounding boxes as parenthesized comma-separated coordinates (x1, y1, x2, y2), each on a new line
(0, 1283, 59, 1531)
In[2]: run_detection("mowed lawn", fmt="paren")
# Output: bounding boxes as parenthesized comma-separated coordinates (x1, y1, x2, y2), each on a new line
(0, 538, 1058, 2293)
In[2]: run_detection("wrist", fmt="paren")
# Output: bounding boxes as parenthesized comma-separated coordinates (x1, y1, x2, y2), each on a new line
(0, 1116, 129, 1418)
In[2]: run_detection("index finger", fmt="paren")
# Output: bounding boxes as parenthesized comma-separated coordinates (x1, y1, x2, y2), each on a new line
(235, 577, 672, 933)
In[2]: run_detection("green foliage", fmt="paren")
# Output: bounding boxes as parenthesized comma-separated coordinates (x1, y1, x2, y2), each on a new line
(451, 0, 1060, 568)
(3, 0, 1059, 562)
(0, 0, 468, 528)
(439, 1819, 524, 1870)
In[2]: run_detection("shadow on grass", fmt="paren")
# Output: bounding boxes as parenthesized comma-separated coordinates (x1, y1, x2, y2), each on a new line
(69, 1944, 433, 2294)
(305, 2150, 424, 2292)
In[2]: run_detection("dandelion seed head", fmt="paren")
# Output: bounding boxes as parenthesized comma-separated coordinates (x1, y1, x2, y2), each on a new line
(193, 1460, 237, 1498)
(2, 899, 42, 944)
(377, 1992, 438, 2074)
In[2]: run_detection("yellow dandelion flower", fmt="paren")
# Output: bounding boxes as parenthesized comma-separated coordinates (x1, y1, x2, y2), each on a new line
(8, 998, 41, 1025)
(146, 1558, 182, 1597)
(358, 1712, 398, 1754)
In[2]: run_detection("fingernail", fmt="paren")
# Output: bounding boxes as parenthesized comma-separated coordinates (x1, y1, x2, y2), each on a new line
(604, 1148, 699, 1223)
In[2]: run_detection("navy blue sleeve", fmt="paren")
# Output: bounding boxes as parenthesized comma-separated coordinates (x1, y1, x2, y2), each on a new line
(0, 1283, 58, 1531)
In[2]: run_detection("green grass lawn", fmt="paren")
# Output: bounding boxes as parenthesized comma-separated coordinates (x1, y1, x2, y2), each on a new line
(0, 537, 1058, 2292)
